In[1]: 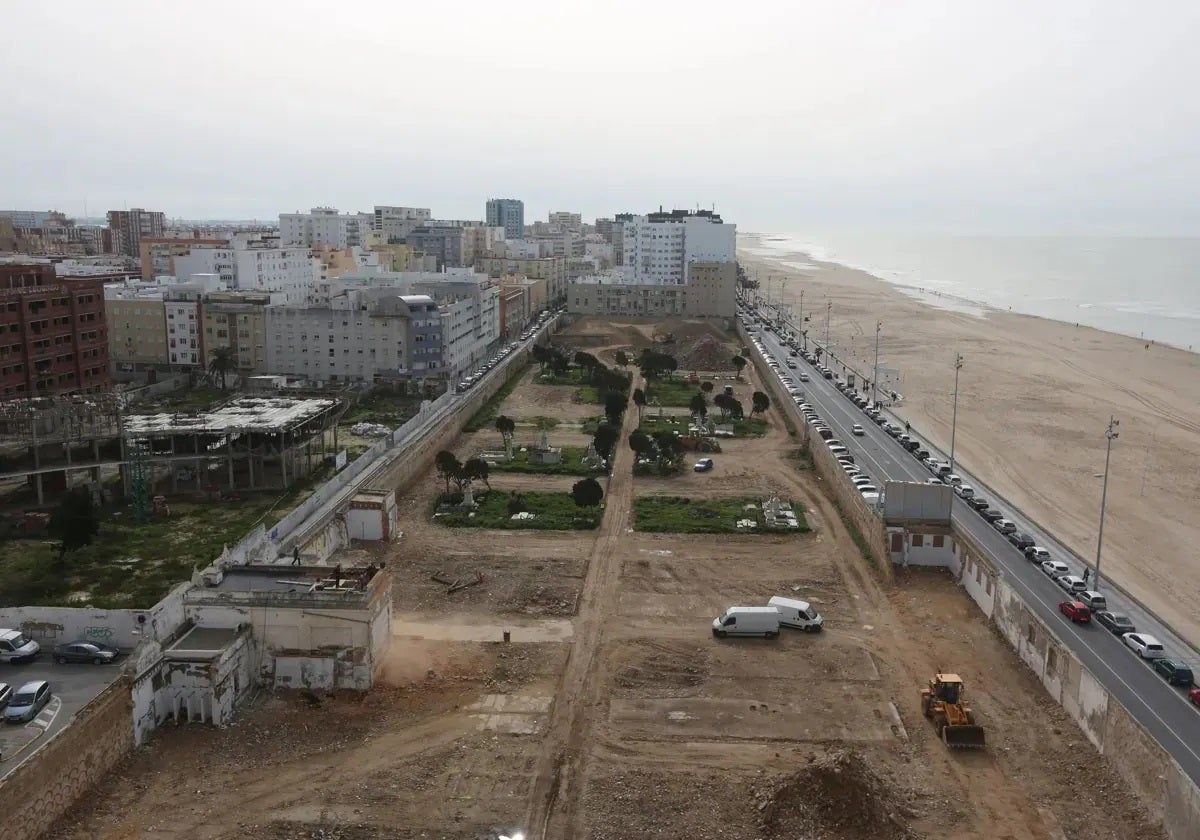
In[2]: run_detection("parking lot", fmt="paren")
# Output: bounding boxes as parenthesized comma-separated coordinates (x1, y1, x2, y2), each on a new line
(0, 656, 122, 777)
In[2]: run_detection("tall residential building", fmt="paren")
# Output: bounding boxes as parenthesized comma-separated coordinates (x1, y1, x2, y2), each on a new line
(372, 206, 431, 242)
(280, 207, 373, 249)
(568, 261, 737, 319)
(548, 211, 582, 233)
(474, 255, 567, 304)
(0, 263, 110, 396)
(139, 238, 230, 280)
(106, 208, 166, 257)
(172, 242, 320, 304)
(105, 282, 169, 368)
(0, 218, 15, 252)
(0, 211, 61, 229)
(620, 209, 735, 285)
(485, 198, 524, 240)
(201, 290, 275, 373)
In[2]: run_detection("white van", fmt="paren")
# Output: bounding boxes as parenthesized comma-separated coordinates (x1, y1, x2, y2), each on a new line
(712, 606, 780, 638)
(768, 597, 824, 633)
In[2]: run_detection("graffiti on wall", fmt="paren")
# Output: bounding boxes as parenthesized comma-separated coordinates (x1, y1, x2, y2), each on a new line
(84, 626, 115, 642)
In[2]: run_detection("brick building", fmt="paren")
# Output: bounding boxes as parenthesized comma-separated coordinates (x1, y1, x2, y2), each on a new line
(0, 263, 111, 397)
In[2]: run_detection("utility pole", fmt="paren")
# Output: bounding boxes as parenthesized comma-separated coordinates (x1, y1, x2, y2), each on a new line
(1093, 416, 1119, 591)
(872, 320, 881, 407)
(949, 353, 964, 472)
(825, 299, 832, 350)
(798, 289, 804, 331)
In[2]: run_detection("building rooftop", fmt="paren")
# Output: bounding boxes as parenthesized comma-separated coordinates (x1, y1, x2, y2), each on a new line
(207, 565, 379, 593)
(124, 397, 337, 436)
(166, 625, 242, 657)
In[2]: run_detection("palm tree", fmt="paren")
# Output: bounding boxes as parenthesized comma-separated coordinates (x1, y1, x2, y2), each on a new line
(208, 346, 237, 392)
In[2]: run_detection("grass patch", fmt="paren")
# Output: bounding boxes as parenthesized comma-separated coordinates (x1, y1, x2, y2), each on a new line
(340, 387, 424, 427)
(433, 490, 602, 530)
(464, 363, 528, 432)
(831, 498, 876, 568)
(644, 378, 704, 407)
(637, 413, 767, 438)
(490, 446, 603, 476)
(634, 495, 809, 534)
(0, 471, 329, 609)
(789, 447, 814, 471)
(522, 416, 561, 429)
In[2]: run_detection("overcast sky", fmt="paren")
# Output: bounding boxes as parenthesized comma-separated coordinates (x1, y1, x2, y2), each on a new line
(3, 1, 1198, 234)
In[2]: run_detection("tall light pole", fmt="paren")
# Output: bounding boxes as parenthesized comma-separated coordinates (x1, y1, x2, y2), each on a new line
(872, 320, 881, 407)
(1093, 416, 1119, 591)
(949, 353, 964, 472)
(798, 289, 804, 333)
(825, 299, 832, 350)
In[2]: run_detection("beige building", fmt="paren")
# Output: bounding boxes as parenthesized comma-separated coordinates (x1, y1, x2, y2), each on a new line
(475, 255, 566, 304)
(0, 218, 15, 251)
(202, 291, 274, 373)
(105, 292, 169, 367)
(567, 261, 736, 319)
(139, 238, 230, 280)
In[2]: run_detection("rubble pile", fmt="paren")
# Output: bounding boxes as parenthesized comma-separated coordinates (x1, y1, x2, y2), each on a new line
(676, 334, 734, 371)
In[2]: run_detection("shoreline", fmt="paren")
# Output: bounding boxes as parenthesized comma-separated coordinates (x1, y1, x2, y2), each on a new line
(738, 232, 1199, 356)
(737, 244, 1200, 649)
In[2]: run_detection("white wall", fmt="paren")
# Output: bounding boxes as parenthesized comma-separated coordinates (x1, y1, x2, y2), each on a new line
(0, 582, 189, 649)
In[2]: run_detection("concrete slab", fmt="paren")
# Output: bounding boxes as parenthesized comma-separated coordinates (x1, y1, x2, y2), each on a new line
(467, 693, 553, 734)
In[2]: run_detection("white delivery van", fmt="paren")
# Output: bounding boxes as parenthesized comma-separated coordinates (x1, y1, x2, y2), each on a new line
(768, 596, 824, 632)
(712, 606, 780, 638)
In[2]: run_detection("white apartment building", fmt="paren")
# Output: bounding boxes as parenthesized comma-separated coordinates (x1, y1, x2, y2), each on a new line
(548, 211, 582, 233)
(172, 248, 236, 287)
(163, 275, 225, 367)
(621, 210, 736, 285)
(174, 245, 319, 304)
(280, 207, 373, 249)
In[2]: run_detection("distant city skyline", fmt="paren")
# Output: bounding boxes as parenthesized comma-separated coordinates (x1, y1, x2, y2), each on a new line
(4, 2, 1200, 236)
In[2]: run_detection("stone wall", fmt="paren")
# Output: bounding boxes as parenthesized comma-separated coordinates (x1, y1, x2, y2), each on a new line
(0, 679, 134, 840)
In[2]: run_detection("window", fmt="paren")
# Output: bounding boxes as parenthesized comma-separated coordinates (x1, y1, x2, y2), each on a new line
(912, 534, 924, 548)
(933, 535, 944, 548)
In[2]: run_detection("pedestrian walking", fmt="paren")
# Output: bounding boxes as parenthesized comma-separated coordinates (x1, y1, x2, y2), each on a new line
(1083, 568, 1090, 585)
(292, 546, 301, 566)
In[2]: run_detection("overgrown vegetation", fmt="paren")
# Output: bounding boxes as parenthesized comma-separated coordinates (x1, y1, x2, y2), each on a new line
(644, 378, 704, 407)
(340, 387, 425, 427)
(433, 490, 603, 530)
(489, 446, 599, 476)
(464, 363, 529, 431)
(634, 495, 809, 534)
(637, 413, 767, 438)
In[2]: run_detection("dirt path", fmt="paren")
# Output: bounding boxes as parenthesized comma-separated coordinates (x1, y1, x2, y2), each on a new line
(524, 375, 642, 839)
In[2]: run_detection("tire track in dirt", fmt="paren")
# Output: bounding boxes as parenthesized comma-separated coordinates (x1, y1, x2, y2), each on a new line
(524, 376, 643, 840)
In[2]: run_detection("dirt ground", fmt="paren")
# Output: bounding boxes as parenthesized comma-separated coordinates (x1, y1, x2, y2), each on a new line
(56, 321, 1163, 840)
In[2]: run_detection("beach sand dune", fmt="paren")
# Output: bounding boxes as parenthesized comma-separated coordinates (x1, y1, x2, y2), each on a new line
(740, 248, 1200, 647)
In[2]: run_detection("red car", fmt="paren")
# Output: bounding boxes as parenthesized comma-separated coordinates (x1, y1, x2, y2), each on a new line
(1189, 688, 1200, 709)
(1060, 600, 1091, 623)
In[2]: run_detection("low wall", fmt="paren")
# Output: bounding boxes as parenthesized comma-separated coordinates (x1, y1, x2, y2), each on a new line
(0, 582, 189, 649)
(0, 678, 134, 840)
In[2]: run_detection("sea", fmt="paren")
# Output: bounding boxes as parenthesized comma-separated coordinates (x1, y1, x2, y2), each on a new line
(740, 232, 1200, 353)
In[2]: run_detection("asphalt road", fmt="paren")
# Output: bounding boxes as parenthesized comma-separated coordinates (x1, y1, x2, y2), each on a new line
(744, 307, 1200, 786)
(0, 656, 122, 779)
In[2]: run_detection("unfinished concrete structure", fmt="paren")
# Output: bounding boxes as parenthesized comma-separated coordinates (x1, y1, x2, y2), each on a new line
(120, 396, 342, 496)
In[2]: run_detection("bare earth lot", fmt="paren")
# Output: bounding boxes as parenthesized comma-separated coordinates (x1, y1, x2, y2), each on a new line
(56, 318, 1163, 840)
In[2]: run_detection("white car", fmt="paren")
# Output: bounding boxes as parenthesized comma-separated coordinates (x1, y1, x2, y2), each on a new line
(1056, 575, 1087, 594)
(1040, 560, 1070, 579)
(851, 424, 864, 436)
(943, 473, 963, 487)
(851, 476, 873, 487)
(828, 445, 849, 457)
(1026, 547, 1051, 563)
(1122, 633, 1166, 660)
(857, 484, 878, 494)
(952, 484, 974, 499)
(798, 373, 810, 382)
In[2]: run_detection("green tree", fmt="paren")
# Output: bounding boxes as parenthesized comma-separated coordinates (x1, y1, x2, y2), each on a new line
(632, 388, 646, 423)
(49, 486, 100, 559)
(712, 392, 730, 420)
(731, 355, 747, 379)
(689, 393, 708, 417)
(751, 391, 770, 416)
(434, 450, 462, 495)
(639, 350, 678, 380)
(571, 477, 604, 509)
(494, 415, 516, 449)
(700, 381, 714, 394)
(728, 398, 745, 420)
(628, 429, 655, 459)
(208, 346, 237, 392)
(652, 430, 683, 470)
(614, 350, 629, 368)
(574, 351, 602, 380)
(593, 422, 620, 462)
(463, 456, 491, 490)
(603, 391, 626, 426)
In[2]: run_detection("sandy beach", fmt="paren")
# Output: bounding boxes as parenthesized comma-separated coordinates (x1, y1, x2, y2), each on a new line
(739, 241, 1200, 647)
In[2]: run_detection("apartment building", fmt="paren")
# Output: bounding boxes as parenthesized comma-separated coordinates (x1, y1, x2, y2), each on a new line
(0, 263, 110, 396)
(173, 244, 318, 304)
(107, 208, 166, 257)
(548, 211, 582, 233)
(139, 238, 229, 280)
(0, 218, 14, 252)
(280, 207, 373, 249)
(497, 274, 547, 339)
(105, 284, 168, 367)
(474, 255, 566, 304)
(568, 261, 736, 319)
(620, 209, 735, 285)
(163, 275, 225, 367)
(485, 198, 525, 240)
(202, 290, 275, 373)
(372, 205, 431, 243)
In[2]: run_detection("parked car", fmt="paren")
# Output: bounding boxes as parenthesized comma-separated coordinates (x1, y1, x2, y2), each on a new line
(1076, 591, 1107, 612)
(1153, 659, 1194, 687)
(851, 476, 873, 487)
(913, 447, 930, 460)
(1041, 560, 1070, 579)
(1008, 532, 1035, 551)
(857, 484, 878, 495)
(953, 484, 975, 500)
(1189, 688, 1200, 709)
(693, 458, 714, 473)
(1059, 601, 1091, 623)
(993, 518, 1017, 535)
(980, 509, 1003, 524)
(836, 454, 855, 465)
(712, 606, 780, 638)
(1056, 575, 1087, 594)
(852, 424, 864, 436)
(943, 473, 963, 487)
(968, 497, 990, 511)
(1095, 611, 1136, 636)
(3, 680, 51, 723)
(1024, 546, 1051, 563)
(0, 682, 11, 709)
(52, 641, 120, 665)
(0, 629, 40, 663)
(1122, 633, 1166, 660)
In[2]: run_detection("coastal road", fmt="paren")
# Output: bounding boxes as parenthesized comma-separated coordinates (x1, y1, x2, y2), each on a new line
(745, 305, 1200, 787)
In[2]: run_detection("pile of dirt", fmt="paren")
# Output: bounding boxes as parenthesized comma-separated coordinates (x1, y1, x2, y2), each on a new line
(752, 751, 922, 839)
(676, 334, 735, 371)
(612, 641, 710, 694)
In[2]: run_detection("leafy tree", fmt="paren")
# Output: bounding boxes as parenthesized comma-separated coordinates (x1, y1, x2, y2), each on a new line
(593, 422, 619, 461)
(49, 486, 100, 559)
(712, 392, 731, 420)
(208, 346, 237, 392)
(574, 351, 602, 380)
(614, 350, 629, 368)
(571, 477, 604, 509)
(652, 430, 683, 469)
(435, 450, 462, 495)
(628, 429, 655, 459)
(495, 415, 516, 448)
(689, 393, 708, 418)
(531, 344, 551, 371)
(603, 391, 626, 426)
(731, 355, 747, 379)
(639, 350, 678, 380)
(632, 388, 646, 423)
(463, 456, 491, 490)
(751, 391, 770, 416)
(700, 381, 714, 394)
(728, 398, 745, 420)
(548, 348, 571, 375)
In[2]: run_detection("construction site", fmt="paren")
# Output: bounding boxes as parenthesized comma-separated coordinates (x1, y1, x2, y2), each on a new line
(46, 318, 1163, 839)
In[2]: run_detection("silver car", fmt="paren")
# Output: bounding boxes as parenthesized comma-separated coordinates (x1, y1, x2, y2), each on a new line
(4, 680, 51, 723)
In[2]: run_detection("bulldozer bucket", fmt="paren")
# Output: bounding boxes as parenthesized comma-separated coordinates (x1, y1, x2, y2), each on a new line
(942, 724, 986, 748)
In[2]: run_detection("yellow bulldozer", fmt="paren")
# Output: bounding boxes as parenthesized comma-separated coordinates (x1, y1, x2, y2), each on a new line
(921, 672, 986, 748)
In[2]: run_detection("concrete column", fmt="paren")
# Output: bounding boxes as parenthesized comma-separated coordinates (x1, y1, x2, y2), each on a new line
(227, 432, 234, 489)
(34, 473, 44, 505)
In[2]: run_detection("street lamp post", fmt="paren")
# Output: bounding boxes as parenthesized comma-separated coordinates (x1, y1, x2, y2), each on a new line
(872, 320, 881, 407)
(1093, 416, 1119, 591)
(949, 353, 964, 472)
(825, 299, 832, 350)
